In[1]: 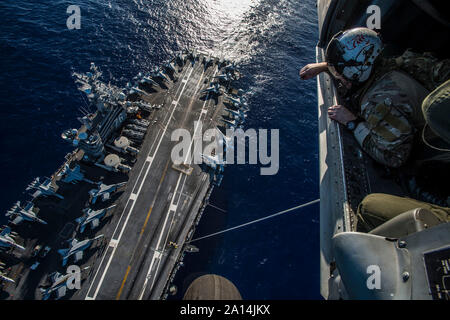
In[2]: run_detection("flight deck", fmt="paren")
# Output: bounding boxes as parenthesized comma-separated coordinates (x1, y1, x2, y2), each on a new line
(0, 51, 245, 300)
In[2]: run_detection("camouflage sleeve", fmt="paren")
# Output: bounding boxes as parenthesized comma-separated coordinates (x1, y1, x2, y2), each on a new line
(395, 49, 450, 91)
(361, 133, 412, 168)
(353, 122, 413, 168)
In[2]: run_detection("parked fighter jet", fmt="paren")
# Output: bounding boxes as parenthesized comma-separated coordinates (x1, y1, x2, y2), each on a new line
(0, 272, 14, 284)
(0, 227, 25, 251)
(224, 94, 246, 106)
(223, 61, 238, 73)
(151, 69, 170, 82)
(58, 164, 94, 184)
(221, 118, 238, 129)
(6, 201, 47, 225)
(214, 72, 233, 82)
(224, 107, 246, 121)
(76, 205, 116, 233)
(58, 235, 104, 266)
(176, 51, 186, 66)
(89, 182, 126, 204)
(215, 128, 234, 152)
(201, 153, 225, 187)
(40, 271, 75, 300)
(139, 76, 159, 87)
(130, 86, 151, 96)
(164, 60, 176, 74)
(27, 177, 64, 200)
(187, 49, 198, 66)
(203, 54, 213, 70)
(201, 154, 225, 171)
(202, 82, 221, 95)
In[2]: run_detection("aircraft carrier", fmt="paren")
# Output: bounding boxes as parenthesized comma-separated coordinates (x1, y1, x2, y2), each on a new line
(0, 50, 247, 300)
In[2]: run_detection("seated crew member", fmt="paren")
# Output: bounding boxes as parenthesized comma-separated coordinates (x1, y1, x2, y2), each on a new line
(356, 193, 450, 232)
(300, 27, 450, 168)
(357, 81, 450, 231)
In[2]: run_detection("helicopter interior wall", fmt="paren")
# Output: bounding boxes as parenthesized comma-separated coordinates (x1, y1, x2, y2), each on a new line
(321, 0, 450, 58)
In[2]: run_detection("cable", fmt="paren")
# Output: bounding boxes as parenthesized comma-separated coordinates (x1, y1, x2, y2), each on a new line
(187, 198, 320, 243)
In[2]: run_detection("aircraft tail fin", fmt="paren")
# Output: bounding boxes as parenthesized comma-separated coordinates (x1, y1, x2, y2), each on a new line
(5, 211, 14, 218)
(75, 216, 87, 229)
(40, 288, 51, 300)
(58, 248, 69, 257)
(0, 227, 11, 236)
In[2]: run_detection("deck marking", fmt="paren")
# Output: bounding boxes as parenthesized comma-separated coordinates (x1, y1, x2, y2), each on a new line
(109, 239, 119, 248)
(113, 159, 170, 300)
(85, 64, 195, 300)
(140, 207, 153, 235)
(138, 67, 218, 299)
(115, 265, 131, 300)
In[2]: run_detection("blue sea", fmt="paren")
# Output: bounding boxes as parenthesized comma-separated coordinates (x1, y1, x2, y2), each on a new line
(0, 0, 320, 299)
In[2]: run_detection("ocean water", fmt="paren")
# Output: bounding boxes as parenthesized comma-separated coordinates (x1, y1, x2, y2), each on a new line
(0, 0, 320, 299)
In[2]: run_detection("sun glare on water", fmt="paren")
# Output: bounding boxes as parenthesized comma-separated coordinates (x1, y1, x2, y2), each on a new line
(202, 0, 258, 18)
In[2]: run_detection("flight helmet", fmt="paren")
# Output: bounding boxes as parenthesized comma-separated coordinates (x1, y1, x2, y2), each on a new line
(326, 27, 383, 83)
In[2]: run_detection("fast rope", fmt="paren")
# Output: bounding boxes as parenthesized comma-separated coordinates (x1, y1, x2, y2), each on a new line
(188, 198, 320, 243)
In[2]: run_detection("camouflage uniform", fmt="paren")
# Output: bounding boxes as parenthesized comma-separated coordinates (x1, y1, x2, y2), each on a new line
(350, 50, 450, 168)
(394, 49, 450, 92)
(353, 70, 429, 167)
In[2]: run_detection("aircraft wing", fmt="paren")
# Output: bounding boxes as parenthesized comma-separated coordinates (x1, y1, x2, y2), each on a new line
(24, 202, 34, 211)
(91, 219, 100, 229)
(56, 285, 67, 299)
(0, 227, 11, 236)
(75, 250, 83, 262)
(32, 190, 42, 198)
(12, 216, 23, 225)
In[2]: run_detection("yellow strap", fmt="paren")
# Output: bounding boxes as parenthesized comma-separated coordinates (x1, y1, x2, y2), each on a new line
(372, 124, 398, 142)
(366, 103, 390, 127)
(384, 113, 411, 134)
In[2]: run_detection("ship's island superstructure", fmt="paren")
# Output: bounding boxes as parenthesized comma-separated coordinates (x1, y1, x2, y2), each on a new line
(0, 50, 247, 300)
